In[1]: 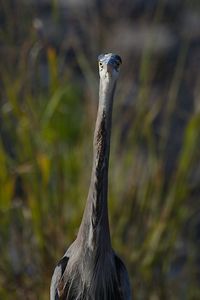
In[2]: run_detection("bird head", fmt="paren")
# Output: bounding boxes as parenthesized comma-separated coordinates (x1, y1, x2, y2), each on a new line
(98, 53, 122, 81)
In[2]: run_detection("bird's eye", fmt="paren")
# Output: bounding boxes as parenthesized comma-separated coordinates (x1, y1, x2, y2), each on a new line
(99, 62, 103, 68)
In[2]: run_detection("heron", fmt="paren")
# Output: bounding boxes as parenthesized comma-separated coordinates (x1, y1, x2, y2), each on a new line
(50, 53, 131, 300)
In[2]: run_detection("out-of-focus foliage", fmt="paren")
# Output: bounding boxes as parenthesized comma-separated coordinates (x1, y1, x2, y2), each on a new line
(0, 0, 200, 299)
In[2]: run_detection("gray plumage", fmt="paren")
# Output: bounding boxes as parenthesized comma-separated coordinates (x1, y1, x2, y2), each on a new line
(50, 53, 131, 300)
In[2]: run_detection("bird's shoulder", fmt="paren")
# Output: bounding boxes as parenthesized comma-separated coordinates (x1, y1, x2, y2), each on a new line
(50, 241, 78, 299)
(113, 252, 132, 300)
(50, 255, 69, 299)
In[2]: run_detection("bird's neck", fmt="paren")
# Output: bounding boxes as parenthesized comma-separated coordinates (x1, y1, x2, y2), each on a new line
(77, 78, 116, 252)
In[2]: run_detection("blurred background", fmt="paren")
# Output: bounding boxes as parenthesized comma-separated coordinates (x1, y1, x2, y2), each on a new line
(0, 0, 200, 299)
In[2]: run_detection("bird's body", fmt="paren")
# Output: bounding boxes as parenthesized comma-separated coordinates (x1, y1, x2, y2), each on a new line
(50, 53, 131, 300)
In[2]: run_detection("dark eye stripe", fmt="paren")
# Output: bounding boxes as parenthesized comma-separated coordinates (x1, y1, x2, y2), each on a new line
(114, 55, 122, 64)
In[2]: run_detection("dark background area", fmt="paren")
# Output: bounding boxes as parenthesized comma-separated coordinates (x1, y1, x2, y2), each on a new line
(0, 0, 200, 299)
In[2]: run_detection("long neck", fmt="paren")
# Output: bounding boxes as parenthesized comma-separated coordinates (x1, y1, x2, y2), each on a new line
(77, 77, 116, 251)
